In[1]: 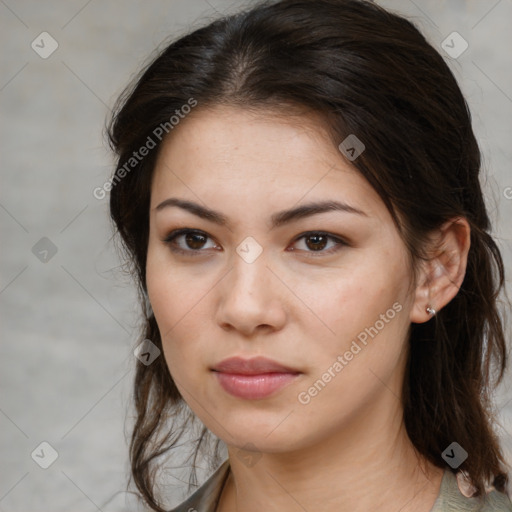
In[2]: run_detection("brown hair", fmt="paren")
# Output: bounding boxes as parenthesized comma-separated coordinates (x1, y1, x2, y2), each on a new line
(106, 0, 510, 509)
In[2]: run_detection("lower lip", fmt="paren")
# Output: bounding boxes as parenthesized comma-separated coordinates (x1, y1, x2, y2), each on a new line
(214, 372, 299, 399)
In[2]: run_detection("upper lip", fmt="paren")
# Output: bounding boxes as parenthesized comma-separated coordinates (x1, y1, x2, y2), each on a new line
(212, 356, 301, 375)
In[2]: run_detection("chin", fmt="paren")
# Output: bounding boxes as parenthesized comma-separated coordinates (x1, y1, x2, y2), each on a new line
(215, 413, 306, 452)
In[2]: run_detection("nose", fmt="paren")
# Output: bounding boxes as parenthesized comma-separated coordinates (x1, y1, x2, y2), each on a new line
(215, 252, 287, 337)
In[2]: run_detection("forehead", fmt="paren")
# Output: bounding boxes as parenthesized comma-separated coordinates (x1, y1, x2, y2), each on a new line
(150, 105, 384, 219)
(154, 105, 335, 171)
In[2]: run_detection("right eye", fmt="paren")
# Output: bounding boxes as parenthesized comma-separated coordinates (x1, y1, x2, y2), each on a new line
(163, 228, 220, 256)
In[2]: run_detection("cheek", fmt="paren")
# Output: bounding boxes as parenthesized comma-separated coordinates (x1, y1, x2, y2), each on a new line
(146, 239, 204, 327)
(145, 242, 222, 386)
(292, 253, 414, 380)
(292, 270, 411, 420)
(296, 252, 410, 330)
(146, 273, 204, 392)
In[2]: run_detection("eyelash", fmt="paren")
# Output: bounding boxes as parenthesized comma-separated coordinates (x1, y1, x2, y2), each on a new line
(162, 228, 347, 258)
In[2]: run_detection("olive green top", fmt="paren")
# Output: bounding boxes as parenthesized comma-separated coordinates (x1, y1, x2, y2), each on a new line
(169, 459, 512, 511)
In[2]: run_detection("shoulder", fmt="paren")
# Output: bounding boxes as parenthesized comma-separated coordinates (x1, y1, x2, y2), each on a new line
(168, 459, 230, 512)
(431, 469, 512, 512)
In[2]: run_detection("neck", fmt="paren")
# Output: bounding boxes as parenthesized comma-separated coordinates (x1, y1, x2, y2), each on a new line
(216, 390, 444, 512)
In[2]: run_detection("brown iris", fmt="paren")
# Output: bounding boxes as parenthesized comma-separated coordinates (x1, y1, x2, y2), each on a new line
(304, 234, 328, 251)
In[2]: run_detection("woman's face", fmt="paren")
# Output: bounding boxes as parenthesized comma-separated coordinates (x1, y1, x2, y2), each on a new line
(146, 105, 419, 453)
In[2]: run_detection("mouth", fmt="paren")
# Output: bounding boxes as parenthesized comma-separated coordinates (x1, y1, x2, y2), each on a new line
(211, 355, 300, 374)
(211, 356, 302, 400)
(213, 372, 300, 400)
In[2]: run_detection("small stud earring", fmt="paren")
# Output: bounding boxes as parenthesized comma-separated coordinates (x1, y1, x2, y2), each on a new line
(426, 306, 436, 316)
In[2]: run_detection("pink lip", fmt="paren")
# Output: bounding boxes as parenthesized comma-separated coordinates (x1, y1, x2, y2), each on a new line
(211, 357, 301, 400)
(212, 356, 299, 374)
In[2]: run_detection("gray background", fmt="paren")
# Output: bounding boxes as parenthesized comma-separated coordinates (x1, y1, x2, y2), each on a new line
(1, 0, 511, 510)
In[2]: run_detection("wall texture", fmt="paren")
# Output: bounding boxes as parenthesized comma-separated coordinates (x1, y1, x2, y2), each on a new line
(1, 0, 511, 510)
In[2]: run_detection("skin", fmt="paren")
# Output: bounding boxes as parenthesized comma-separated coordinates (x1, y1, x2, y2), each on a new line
(146, 105, 470, 512)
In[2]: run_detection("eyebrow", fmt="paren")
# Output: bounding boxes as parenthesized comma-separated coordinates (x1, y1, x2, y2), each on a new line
(154, 197, 367, 229)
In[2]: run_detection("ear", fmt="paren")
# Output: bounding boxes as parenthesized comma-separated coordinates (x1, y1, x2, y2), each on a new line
(410, 217, 471, 324)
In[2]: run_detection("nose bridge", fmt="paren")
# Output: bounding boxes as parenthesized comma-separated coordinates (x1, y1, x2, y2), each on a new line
(217, 241, 285, 333)
(229, 241, 269, 298)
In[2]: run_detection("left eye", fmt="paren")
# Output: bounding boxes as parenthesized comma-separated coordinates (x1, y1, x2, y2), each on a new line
(290, 232, 346, 256)
(162, 229, 345, 256)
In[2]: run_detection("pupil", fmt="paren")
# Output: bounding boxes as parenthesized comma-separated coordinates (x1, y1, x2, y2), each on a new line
(186, 233, 206, 249)
(306, 234, 327, 251)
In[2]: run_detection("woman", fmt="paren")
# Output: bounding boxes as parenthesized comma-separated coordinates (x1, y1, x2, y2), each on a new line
(107, 0, 512, 510)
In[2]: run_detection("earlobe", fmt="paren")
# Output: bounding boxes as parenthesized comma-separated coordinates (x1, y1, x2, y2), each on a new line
(410, 217, 471, 324)
(425, 305, 436, 317)
(409, 260, 443, 323)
